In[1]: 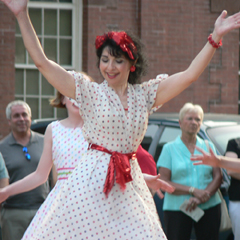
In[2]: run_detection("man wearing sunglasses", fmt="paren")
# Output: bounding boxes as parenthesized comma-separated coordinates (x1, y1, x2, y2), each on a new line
(0, 100, 50, 240)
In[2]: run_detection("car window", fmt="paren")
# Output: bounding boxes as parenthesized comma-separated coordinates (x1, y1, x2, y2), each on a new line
(159, 127, 182, 144)
(145, 124, 159, 139)
(153, 126, 181, 162)
(206, 124, 240, 155)
(142, 124, 160, 151)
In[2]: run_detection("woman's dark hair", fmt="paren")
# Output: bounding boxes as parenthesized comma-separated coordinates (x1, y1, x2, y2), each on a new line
(96, 31, 148, 84)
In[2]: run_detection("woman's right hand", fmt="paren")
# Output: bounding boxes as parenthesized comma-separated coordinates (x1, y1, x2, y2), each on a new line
(143, 173, 175, 199)
(0, 0, 28, 16)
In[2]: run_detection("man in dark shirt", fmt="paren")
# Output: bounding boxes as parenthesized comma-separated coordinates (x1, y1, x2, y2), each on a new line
(0, 100, 49, 240)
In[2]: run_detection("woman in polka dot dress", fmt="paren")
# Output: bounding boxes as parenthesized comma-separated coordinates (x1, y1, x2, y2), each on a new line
(0, 91, 88, 239)
(3, 1, 240, 239)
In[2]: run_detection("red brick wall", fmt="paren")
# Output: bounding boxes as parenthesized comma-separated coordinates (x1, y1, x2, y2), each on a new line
(0, 3, 15, 139)
(0, 0, 239, 138)
(140, 0, 239, 113)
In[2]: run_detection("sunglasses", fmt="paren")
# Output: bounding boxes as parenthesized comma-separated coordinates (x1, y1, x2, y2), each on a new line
(22, 147, 31, 161)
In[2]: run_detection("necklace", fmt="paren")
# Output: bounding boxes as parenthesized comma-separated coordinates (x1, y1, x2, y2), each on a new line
(124, 108, 128, 111)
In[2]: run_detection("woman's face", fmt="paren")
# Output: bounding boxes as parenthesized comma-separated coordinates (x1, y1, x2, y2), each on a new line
(99, 47, 131, 85)
(179, 110, 202, 136)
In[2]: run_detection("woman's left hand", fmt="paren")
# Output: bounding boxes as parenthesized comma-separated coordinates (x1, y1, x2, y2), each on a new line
(213, 10, 240, 41)
(143, 173, 175, 199)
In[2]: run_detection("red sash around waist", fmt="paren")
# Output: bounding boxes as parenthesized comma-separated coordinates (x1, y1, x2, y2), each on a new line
(88, 144, 136, 198)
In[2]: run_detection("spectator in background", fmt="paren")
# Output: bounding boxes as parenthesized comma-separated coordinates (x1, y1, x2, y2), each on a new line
(225, 138, 240, 240)
(157, 103, 222, 240)
(0, 100, 49, 240)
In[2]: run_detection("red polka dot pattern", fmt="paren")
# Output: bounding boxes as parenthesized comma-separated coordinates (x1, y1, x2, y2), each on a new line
(28, 72, 168, 239)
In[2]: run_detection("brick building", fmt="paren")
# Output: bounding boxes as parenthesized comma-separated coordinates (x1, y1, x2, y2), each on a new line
(0, 0, 239, 139)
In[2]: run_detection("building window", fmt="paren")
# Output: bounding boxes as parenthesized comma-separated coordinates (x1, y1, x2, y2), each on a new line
(15, 0, 82, 120)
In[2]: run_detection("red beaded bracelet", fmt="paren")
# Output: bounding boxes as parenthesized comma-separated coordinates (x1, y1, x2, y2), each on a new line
(208, 34, 222, 48)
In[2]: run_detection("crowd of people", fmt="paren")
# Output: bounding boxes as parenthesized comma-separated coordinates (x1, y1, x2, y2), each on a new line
(0, 0, 240, 239)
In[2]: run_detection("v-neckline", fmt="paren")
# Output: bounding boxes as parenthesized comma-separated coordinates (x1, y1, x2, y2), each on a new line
(178, 136, 198, 157)
(103, 80, 130, 119)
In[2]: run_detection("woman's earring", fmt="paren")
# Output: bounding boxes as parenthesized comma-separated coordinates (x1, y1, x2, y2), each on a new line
(130, 66, 136, 72)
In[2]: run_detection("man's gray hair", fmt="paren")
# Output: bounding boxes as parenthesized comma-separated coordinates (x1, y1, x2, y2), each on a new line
(6, 100, 32, 120)
(179, 102, 204, 122)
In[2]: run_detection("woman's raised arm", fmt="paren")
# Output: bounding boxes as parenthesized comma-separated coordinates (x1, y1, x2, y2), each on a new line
(1, 0, 75, 98)
(154, 10, 240, 107)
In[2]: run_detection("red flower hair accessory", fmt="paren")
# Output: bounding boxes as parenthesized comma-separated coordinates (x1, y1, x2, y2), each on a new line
(95, 31, 137, 60)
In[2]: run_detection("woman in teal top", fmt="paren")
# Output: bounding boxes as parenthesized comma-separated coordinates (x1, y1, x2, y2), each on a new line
(157, 103, 222, 240)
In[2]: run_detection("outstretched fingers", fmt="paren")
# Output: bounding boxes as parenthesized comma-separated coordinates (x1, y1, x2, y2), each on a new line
(155, 175, 174, 199)
(158, 179, 175, 194)
(191, 145, 219, 167)
(156, 189, 164, 199)
(144, 173, 175, 195)
(215, 10, 240, 37)
(232, 11, 240, 26)
(190, 146, 206, 165)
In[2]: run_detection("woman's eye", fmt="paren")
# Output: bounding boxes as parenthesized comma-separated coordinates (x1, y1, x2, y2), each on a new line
(116, 60, 123, 64)
(101, 58, 108, 63)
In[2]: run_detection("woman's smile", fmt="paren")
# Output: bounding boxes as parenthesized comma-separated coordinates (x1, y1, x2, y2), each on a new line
(106, 72, 119, 79)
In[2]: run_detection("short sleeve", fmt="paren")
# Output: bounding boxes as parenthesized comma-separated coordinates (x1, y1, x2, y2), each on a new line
(139, 74, 168, 114)
(68, 70, 91, 110)
(0, 153, 9, 179)
(156, 143, 172, 170)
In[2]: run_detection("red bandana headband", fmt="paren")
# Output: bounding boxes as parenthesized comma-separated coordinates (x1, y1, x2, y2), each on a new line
(95, 31, 137, 60)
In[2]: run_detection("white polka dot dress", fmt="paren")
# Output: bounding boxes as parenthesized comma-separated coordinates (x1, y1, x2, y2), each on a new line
(32, 72, 168, 240)
(22, 121, 88, 239)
